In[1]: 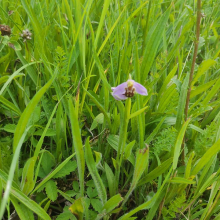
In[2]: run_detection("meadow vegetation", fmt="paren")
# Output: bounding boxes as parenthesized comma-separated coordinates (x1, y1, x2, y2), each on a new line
(0, 0, 220, 219)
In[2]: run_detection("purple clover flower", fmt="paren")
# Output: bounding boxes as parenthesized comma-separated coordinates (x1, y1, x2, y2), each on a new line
(111, 75, 148, 100)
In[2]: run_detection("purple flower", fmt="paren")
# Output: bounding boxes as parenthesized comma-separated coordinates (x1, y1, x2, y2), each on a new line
(111, 76, 148, 100)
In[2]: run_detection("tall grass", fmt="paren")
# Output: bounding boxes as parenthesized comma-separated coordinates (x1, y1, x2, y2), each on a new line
(0, 0, 220, 219)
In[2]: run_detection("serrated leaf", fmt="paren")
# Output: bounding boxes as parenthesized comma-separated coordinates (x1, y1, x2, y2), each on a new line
(91, 199, 102, 213)
(87, 187, 98, 198)
(39, 151, 56, 178)
(45, 180, 58, 202)
(86, 180, 95, 187)
(57, 206, 76, 220)
(53, 160, 77, 178)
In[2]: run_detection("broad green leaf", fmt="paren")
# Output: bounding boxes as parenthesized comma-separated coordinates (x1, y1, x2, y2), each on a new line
(46, 180, 58, 202)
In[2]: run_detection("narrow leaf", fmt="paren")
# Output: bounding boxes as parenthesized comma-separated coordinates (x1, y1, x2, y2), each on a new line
(85, 138, 107, 204)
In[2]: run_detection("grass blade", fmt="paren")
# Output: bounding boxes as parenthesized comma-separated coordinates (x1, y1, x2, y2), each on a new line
(85, 138, 107, 205)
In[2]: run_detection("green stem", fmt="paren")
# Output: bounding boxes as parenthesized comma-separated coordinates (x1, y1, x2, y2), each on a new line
(115, 98, 131, 190)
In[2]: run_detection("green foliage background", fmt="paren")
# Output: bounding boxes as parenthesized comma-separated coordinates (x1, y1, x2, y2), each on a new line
(0, 0, 220, 219)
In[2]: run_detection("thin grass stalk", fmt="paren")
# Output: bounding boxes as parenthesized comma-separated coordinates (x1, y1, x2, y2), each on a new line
(115, 98, 131, 190)
(68, 99, 85, 197)
(181, 0, 202, 163)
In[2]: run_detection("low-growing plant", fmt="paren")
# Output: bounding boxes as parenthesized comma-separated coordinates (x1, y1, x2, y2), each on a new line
(0, 0, 220, 219)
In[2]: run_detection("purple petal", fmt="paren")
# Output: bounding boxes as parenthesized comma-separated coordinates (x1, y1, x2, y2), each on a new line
(112, 82, 127, 94)
(112, 93, 127, 100)
(133, 82, 148, 96)
(111, 87, 116, 92)
(111, 82, 128, 100)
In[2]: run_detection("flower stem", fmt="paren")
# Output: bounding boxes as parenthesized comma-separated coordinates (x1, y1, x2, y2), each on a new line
(115, 98, 131, 190)
(181, 0, 202, 163)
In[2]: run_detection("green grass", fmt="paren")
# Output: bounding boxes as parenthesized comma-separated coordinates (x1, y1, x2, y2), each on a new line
(0, 0, 220, 219)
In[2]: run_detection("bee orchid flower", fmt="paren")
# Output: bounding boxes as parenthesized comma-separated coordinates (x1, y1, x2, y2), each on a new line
(111, 75, 148, 100)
